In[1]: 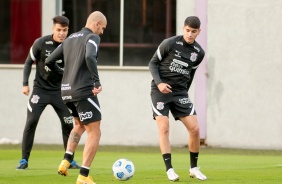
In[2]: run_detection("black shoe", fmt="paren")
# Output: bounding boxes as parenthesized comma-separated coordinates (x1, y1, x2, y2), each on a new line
(69, 160, 81, 169)
(16, 159, 28, 170)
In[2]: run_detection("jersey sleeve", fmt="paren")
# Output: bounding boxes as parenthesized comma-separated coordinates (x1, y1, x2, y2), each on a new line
(45, 44, 64, 75)
(148, 38, 171, 85)
(23, 38, 42, 86)
(85, 34, 101, 88)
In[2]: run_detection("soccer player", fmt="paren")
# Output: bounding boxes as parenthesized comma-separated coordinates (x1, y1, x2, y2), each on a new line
(17, 16, 80, 170)
(45, 11, 107, 184)
(149, 16, 207, 181)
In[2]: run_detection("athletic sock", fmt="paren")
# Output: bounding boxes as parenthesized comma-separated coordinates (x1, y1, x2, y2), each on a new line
(80, 166, 90, 177)
(162, 153, 173, 171)
(64, 152, 74, 163)
(190, 151, 199, 168)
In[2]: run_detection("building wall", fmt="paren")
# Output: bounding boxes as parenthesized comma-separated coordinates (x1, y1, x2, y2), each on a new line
(1, 0, 282, 149)
(206, 0, 282, 149)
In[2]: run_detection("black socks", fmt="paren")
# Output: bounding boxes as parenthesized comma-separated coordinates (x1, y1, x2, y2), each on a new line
(190, 151, 199, 168)
(162, 153, 173, 171)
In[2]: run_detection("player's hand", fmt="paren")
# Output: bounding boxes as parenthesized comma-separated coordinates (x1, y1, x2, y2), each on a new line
(92, 86, 102, 96)
(157, 83, 172, 94)
(22, 86, 30, 96)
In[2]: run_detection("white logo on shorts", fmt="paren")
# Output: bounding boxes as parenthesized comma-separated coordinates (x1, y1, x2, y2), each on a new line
(179, 97, 191, 105)
(64, 116, 74, 124)
(31, 95, 40, 104)
(79, 111, 93, 121)
(156, 102, 164, 110)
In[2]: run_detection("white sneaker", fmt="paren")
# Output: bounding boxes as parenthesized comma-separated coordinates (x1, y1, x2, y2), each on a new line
(189, 167, 207, 180)
(166, 168, 179, 181)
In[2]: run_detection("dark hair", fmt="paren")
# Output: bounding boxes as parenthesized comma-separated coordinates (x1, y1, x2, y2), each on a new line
(184, 16, 201, 29)
(52, 16, 69, 27)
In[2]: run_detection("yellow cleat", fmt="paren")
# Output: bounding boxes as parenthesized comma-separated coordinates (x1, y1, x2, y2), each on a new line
(58, 160, 70, 176)
(76, 174, 96, 184)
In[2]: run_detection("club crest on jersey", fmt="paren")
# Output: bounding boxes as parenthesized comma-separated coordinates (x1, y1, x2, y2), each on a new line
(31, 95, 40, 104)
(156, 102, 164, 110)
(190, 52, 198, 62)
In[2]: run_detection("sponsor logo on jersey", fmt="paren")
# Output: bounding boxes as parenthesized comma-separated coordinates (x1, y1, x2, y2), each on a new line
(79, 111, 93, 121)
(190, 52, 198, 62)
(61, 84, 71, 90)
(62, 95, 72, 100)
(169, 59, 190, 75)
(45, 50, 52, 57)
(64, 116, 74, 124)
(45, 41, 53, 45)
(69, 33, 84, 38)
(45, 66, 51, 72)
(31, 95, 40, 104)
(194, 46, 200, 52)
(156, 102, 164, 110)
(174, 50, 181, 58)
(179, 97, 191, 105)
(176, 41, 183, 45)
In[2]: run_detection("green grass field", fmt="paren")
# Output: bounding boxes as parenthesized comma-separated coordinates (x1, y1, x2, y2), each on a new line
(0, 144, 282, 184)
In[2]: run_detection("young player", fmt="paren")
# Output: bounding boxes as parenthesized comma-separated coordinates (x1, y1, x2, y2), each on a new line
(17, 15, 80, 170)
(149, 16, 207, 181)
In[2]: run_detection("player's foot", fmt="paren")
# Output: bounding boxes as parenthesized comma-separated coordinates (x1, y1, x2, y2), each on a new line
(58, 159, 70, 176)
(69, 160, 81, 169)
(76, 174, 96, 184)
(166, 168, 179, 181)
(16, 159, 28, 170)
(189, 167, 207, 180)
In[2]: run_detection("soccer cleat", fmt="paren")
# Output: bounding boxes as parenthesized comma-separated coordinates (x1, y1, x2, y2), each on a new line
(76, 174, 96, 184)
(16, 159, 28, 170)
(58, 159, 70, 176)
(69, 160, 81, 169)
(189, 167, 207, 180)
(166, 168, 179, 181)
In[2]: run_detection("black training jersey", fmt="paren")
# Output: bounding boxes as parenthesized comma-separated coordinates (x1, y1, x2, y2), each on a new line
(23, 35, 64, 92)
(149, 35, 205, 91)
(46, 27, 101, 102)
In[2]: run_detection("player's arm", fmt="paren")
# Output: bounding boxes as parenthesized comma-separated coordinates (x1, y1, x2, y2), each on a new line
(45, 44, 64, 75)
(85, 35, 102, 95)
(22, 38, 41, 96)
(149, 39, 172, 93)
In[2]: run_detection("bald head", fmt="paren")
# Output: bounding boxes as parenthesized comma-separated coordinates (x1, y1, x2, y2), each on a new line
(85, 11, 107, 35)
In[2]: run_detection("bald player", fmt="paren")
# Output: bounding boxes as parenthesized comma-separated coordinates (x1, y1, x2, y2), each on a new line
(46, 11, 107, 184)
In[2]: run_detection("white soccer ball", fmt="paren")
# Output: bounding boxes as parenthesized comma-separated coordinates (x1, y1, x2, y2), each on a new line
(112, 158, 135, 181)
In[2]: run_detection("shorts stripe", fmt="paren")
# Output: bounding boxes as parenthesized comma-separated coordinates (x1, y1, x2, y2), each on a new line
(87, 98, 101, 113)
(151, 102, 162, 116)
(27, 101, 32, 112)
(189, 104, 195, 115)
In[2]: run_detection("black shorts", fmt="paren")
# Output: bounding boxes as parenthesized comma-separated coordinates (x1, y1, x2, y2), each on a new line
(150, 89, 196, 120)
(65, 96, 101, 125)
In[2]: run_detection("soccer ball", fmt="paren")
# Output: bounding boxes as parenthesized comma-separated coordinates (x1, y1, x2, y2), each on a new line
(112, 158, 135, 181)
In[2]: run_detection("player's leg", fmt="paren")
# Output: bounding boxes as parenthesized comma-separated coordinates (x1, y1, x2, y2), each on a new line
(155, 116, 179, 181)
(75, 97, 101, 184)
(151, 89, 179, 181)
(58, 102, 85, 176)
(16, 92, 47, 169)
(51, 94, 80, 169)
(180, 115, 207, 180)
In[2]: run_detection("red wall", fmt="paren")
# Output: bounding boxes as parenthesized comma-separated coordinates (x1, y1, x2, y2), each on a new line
(10, 0, 41, 64)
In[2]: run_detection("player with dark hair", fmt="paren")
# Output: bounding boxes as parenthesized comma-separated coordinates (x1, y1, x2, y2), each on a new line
(149, 16, 207, 181)
(46, 11, 107, 184)
(16, 15, 80, 170)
